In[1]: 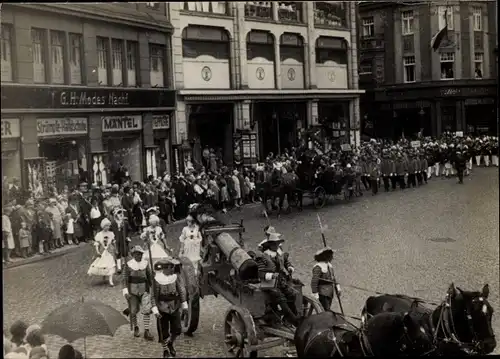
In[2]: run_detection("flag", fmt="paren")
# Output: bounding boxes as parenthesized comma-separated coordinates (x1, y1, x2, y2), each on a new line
(431, 9, 448, 51)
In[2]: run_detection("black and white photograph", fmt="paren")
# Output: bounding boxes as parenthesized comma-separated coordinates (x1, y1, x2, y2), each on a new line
(1, 1, 498, 358)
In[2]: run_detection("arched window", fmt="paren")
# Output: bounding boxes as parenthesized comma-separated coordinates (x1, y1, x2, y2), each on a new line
(315, 36, 348, 65)
(182, 25, 230, 60)
(246, 30, 274, 62)
(279, 33, 304, 62)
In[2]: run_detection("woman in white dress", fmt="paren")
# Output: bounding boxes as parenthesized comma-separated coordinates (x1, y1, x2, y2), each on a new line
(87, 218, 116, 286)
(178, 214, 203, 274)
(141, 214, 170, 266)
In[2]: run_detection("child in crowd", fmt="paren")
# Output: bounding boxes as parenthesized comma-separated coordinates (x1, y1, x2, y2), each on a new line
(18, 222, 32, 258)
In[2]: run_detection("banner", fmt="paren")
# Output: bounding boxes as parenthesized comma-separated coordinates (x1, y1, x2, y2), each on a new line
(411, 140, 421, 148)
(37, 118, 88, 137)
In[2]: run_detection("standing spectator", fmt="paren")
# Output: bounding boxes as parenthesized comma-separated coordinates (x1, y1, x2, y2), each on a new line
(10, 204, 23, 257)
(3, 206, 15, 263)
(89, 198, 102, 237)
(9, 178, 24, 205)
(231, 170, 242, 207)
(46, 198, 63, 248)
(219, 175, 230, 213)
(209, 148, 218, 173)
(18, 222, 32, 258)
(67, 195, 83, 245)
(19, 199, 37, 257)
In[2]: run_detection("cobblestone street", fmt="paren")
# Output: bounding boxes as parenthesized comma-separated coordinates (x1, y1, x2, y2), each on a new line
(4, 169, 499, 357)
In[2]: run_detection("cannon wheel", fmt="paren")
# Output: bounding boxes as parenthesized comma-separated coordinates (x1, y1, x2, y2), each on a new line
(224, 306, 258, 358)
(178, 257, 201, 335)
(302, 294, 325, 317)
(313, 186, 327, 209)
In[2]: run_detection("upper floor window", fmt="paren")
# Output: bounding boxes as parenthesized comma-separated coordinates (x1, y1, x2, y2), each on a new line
(440, 52, 455, 80)
(474, 52, 483, 79)
(359, 59, 373, 75)
(96, 37, 108, 85)
(69, 33, 82, 85)
(403, 56, 416, 83)
(150, 44, 165, 87)
(1, 24, 13, 82)
(183, 1, 227, 14)
(245, 1, 272, 19)
(472, 7, 482, 31)
(438, 6, 453, 30)
(50, 31, 65, 84)
(362, 17, 374, 37)
(32, 28, 46, 83)
(111, 39, 124, 86)
(314, 2, 347, 28)
(401, 10, 414, 35)
(126, 41, 138, 86)
(278, 2, 303, 23)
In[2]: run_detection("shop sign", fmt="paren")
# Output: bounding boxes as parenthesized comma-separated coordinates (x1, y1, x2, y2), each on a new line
(411, 140, 421, 148)
(152, 115, 170, 130)
(37, 118, 88, 137)
(102, 115, 142, 132)
(1, 118, 20, 139)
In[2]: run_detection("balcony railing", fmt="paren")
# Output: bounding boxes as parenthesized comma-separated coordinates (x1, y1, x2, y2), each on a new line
(314, 2, 348, 28)
(245, 1, 272, 19)
(278, 2, 303, 22)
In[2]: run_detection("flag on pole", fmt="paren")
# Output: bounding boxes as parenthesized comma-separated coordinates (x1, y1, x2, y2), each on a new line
(431, 9, 448, 51)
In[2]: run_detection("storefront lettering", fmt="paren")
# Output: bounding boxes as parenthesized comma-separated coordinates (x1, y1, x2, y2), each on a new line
(1, 119, 21, 138)
(102, 115, 142, 132)
(441, 88, 461, 96)
(60, 91, 129, 107)
(152, 115, 170, 130)
(36, 118, 88, 137)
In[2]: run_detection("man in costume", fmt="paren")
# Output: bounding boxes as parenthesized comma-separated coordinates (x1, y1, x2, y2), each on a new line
(310, 247, 341, 311)
(110, 207, 132, 274)
(122, 245, 155, 341)
(151, 258, 188, 358)
(255, 231, 299, 326)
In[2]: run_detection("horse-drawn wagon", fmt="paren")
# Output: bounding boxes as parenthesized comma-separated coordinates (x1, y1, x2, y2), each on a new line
(179, 204, 324, 357)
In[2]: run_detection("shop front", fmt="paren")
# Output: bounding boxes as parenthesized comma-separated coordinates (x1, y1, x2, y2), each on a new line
(1, 118, 22, 184)
(317, 101, 350, 150)
(152, 113, 172, 177)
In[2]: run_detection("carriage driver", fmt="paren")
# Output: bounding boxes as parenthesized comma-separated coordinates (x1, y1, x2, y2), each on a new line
(255, 231, 299, 326)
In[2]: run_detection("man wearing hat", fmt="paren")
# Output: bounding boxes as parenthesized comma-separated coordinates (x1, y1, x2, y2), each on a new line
(254, 231, 299, 326)
(151, 258, 188, 358)
(111, 207, 132, 274)
(122, 245, 154, 340)
(311, 247, 340, 311)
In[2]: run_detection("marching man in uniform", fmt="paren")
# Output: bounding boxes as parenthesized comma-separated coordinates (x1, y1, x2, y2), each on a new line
(151, 258, 188, 358)
(122, 245, 155, 341)
(310, 247, 341, 311)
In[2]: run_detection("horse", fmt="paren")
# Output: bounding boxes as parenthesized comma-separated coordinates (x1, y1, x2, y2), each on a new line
(294, 305, 434, 357)
(361, 283, 496, 355)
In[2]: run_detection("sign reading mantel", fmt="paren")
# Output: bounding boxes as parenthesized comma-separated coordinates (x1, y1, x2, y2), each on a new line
(102, 115, 143, 132)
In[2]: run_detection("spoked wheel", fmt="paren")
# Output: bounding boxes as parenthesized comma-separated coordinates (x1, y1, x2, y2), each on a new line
(224, 306, 258, 358)
(302, 294, 325, 317)
(178, 257, 201, 335)
(313, 186, 327, 209)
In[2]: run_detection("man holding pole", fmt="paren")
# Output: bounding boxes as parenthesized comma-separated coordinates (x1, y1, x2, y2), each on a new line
(311, 247, 341, 311)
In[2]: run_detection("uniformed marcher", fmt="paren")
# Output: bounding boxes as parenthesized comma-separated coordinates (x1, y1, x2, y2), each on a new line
(151, 258, 188, 358)
(453, 147, 467, 184)
(122, 245, 154, 341)
(311, 247, 340, 311)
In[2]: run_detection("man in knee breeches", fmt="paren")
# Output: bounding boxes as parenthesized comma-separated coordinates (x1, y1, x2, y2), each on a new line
(122, 245, 154, 341)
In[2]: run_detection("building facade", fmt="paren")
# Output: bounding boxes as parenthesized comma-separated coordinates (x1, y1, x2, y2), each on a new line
(358, 0, 497, 139)
(169, 1, 363, 167)
(1, 3, 175, 192)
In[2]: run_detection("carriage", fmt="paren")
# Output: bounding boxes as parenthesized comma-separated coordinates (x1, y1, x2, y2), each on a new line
(179, 208, 324, 357)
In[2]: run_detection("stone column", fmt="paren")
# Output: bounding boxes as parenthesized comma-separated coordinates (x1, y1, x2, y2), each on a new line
(169, 2, 184, 90)
(306, 2, 317, 88)
(308, 100, 319, 126)
(274, 40, 281, 89)
(236, 2, 249, 88)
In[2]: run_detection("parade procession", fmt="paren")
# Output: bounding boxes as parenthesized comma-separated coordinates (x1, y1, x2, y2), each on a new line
(2, 1, 499, 358)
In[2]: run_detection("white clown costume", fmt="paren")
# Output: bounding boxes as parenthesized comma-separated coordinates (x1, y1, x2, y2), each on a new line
(88, 218, 116, 286)
(141, 215, 170, 266)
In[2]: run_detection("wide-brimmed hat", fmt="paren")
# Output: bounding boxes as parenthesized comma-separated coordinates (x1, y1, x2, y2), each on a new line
(314, 247, 335, 259)
(154, 258, 180, 270)
(100, 218, 111, 229)
(262, 233, 285, 245)
(264, 226, 281, 236)
(130, 245, 145, 254)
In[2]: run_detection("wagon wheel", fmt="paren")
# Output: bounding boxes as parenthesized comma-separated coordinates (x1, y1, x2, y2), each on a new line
(302, 294, 325, 317)
(313, 186, 327, 209)
(178, 257, 201, 335)
(224, 306, 259, 358)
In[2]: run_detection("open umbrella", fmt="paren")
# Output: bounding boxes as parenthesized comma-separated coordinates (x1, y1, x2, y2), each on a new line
(41, 298, 129, 355)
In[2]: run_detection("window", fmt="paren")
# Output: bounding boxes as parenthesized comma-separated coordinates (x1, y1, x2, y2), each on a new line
(474, 52, 483, 79)
(440, 52, 455, 80)
(69, 34, 82, 85)
(1, 24, 13, 82)
(401, 10, 414, 35)
(362, 17, 374, 37)
(145, 2, 160, 10)
(472, 7, 482, 31)
(438, 6, 453, 30)
(111, 39, 123, 85)
(50, 31, 65, 84)
(126, 41, 137, 86)
(183, 1, 227, 14)
(96, 37, 108, 85)
(32, 28, 46, 83)
(359, 59, 372, 75)
(403, 56, 416, 83)
(244, 1, 272, 19)
(314, 2, 347, 27)
(150, 44, 164, 87)
(278, 2, 303, 23)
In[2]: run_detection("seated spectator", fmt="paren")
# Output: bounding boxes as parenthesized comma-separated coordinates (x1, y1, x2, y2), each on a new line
(58, 344, 82, 359)
(9, 320, 28, 349)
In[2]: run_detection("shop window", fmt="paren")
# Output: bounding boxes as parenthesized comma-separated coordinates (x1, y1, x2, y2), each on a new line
(361, 17, 374, 37)
(32, 28, 46, 83)
(50, 31, 65, 84)
(183, 1, 228, 14)
(1, 24, 13, 82)
(472, 7, 482, 31)
(403, 56, 416, 83)
(111, 39, 124, 86)
(96, 37, 108, 85)
(278, 2, 303, 23)
(474, 52, 483, 79)
(244, 1, 272, 19)
(438, 6, 453, 30)
(126, 41, 138, 86)
(401, 10, 414, 35)
(150, 44, 165, 87)
(314, 2, 347, 28)
(440, 52, 455, 80)
(69, 33, 82, 85)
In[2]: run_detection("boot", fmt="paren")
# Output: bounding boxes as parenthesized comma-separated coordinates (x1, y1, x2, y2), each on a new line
(134, 326, 140, 337)
(163, 350, 171, 358)
(167, 341, 176, 357)
(144, 329, 154, 341)
(279, 302, 299, 327)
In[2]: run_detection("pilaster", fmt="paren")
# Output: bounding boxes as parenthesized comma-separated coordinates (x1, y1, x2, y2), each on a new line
(306, 2, 317, 88)
(308, 100, 319, 126)
(169, 2, 184, 89)
(274, 40, 281, 89)
(236, 2, 249, 89)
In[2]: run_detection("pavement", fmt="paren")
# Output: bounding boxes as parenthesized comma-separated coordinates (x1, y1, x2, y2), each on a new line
(3, 168, 499, 358)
